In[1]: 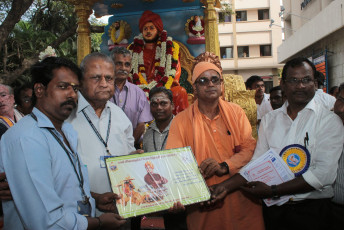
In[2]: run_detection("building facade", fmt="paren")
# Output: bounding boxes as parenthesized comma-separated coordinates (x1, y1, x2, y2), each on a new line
(278, 0, 344, 89)
(218, 0, 283, 88)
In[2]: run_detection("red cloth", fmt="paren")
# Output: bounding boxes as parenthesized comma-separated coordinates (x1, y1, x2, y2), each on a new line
(139, 10, 163, 33)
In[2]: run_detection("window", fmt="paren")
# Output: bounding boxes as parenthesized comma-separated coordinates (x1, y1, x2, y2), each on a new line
(220, 46, 233, 59)
(260, 45, 272, 56)
(218, 12, 231, 22)
(258, 9, 270, 20)
(238, 46, 249, 57)
(236, 11, 247, 21)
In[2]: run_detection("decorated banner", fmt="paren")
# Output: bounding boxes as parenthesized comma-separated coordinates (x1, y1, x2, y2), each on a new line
(105, 147, 210, 218)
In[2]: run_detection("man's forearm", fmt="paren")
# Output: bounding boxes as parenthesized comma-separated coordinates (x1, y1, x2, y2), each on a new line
(133, 122, 145, 144)
(272, 176, 314, 197)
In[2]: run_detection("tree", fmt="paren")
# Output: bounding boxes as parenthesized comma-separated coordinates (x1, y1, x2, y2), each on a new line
(0, 0, 105, 83)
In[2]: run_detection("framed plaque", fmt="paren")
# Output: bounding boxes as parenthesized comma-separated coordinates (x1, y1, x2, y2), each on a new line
(105, 147, 210, 218)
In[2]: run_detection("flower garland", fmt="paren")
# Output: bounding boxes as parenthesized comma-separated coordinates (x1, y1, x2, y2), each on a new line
(128, 30, 179, 93)
(39, 46, 56, 61)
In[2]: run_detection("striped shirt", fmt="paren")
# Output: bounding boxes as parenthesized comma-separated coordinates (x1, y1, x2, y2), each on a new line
(333, 146, 344, 204)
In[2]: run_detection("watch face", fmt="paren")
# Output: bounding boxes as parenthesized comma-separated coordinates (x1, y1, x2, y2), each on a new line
(280, 144, 310, 176)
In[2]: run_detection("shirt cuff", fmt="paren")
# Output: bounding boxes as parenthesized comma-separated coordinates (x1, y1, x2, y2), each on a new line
(75, 213, 88, 230)
(302, 170, 323, 190)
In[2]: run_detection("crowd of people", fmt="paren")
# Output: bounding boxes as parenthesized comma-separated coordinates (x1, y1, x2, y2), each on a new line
(0, 10, 343, 230)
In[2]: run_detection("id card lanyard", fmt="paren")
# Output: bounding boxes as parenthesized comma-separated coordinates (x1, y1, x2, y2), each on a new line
(81, 109, 112, 156)
(153, 130, 168, 151)
(112, 88, 128, 111)
(30, 113, 89, 204)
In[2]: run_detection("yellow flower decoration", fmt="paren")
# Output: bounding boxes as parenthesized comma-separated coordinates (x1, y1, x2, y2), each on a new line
(165, 76, 174, 89)
(138, 72, 148, 85)
(172, 41, 180, 61)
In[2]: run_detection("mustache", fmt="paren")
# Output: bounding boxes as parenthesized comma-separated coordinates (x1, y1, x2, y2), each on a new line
(60, 100, 77, 108)
(116, 70, 129, 75)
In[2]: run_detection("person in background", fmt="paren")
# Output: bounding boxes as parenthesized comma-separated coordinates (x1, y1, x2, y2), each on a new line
(314, 71, 336, 110)
(332, 82, 344, 230)
(269, 86, 285, 110)
(245, 75, 272, 125)
(329, 85, 339, 98)
(0, 84, 24, 138)
(110, 47, 153, 148)
(12, 76, 33, 115)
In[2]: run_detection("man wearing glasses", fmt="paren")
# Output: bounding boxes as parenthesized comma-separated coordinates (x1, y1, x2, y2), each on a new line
(166, 60, 263, 230)
(209, 57, 344, 230)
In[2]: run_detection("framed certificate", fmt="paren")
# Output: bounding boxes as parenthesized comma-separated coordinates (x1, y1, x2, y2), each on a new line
(105, 147, 211, 218)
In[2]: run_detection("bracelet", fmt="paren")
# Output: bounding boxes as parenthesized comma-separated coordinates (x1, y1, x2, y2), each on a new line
(271, 185, 280, 200)
(95, 217, 102, 230)
(219, 162, 230, 175)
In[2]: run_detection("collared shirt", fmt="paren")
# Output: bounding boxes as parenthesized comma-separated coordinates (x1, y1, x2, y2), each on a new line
(257, 93, 273, 120)
(0, 108, 94, 230)
(314, 89, 336, 110)
(333, 146, 344, 204)
(252, 99, 344, 201)
(110, 80, 153, 130)
(67, 93, 135, 215)
(143, 117, 173, 152)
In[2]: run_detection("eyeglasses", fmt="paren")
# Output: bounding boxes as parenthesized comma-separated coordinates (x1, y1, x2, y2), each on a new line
(196, 76, 223, 86)
(284, 77, 314, 86)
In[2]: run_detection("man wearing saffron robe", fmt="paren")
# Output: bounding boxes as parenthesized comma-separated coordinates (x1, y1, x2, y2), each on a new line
(166, 61, 264, 230)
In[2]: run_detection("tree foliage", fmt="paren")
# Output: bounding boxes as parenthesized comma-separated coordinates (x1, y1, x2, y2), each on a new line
(0, 0, 105, 83)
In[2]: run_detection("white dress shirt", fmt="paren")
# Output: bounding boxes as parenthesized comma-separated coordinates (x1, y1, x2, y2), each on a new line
(67, 93, 135, 215)
(257, 93, 273, 120)
(252, 98, 344, 201)
(314, 89, 336, 110)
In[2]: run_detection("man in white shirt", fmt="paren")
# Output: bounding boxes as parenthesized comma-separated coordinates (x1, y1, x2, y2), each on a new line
(209, 57, 344, 230)
(67, 53, 137, 218)
(313, 71, 336, 110)
(245, 75, 272, 125)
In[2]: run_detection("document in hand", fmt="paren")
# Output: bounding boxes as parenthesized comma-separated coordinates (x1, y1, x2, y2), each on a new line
(240, 149, 295, 206)
(105, 147, 211, 218)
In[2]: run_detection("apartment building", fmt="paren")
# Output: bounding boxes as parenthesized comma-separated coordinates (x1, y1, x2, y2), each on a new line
(218, 0, 283, 88)
(278, 0, 344, 89)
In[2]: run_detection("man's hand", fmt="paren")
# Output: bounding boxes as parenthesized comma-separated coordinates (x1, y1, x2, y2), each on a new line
(168, 201, 185, 213)
(200, 158, 227, 179)
(93, 192, 120, 213)
(0, 172, 12, 201)
(129, 149, 144, 155)
(240, 181, 272, 198)
(99, 213, 126, 230)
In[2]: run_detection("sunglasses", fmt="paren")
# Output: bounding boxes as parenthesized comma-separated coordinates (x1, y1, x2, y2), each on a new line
(196, 76, 223, 86)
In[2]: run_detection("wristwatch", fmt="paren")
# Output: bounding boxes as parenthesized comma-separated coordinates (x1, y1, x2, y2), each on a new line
(219, 161, 230, 175)
(271, 185, 280, 199)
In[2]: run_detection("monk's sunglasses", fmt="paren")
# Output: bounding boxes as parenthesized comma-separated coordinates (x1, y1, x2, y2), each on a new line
(196, 76, 223, 86)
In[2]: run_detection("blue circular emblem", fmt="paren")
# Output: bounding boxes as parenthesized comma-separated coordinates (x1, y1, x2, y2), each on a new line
(280, 144, 311, 176)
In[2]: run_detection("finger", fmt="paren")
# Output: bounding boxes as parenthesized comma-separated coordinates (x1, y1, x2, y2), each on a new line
(0, 195, 12, 200)
(210, 190, 227, 204)
(203, 164, 218, 178)
(0, 182, 9, 190)
(114, 214, 126, 220)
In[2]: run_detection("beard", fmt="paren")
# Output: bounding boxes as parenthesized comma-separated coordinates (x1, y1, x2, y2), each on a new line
(143, 33, 159, 43)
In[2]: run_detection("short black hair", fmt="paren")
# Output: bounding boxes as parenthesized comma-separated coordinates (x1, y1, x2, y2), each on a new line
(149, 87, 173, 102)
(31, 57, 82, 105)
(111, 46, 131, 60)
(245, 75, 263, 89)
(282, 57, 316, 81)
(269, 85, 281, 94)
(338, 83, 344, 95)
(11, 76, 33, 107)
(329, 86, 339, 95)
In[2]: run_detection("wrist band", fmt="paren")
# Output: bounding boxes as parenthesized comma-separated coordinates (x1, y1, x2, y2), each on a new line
(219, 161, 230, 174)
